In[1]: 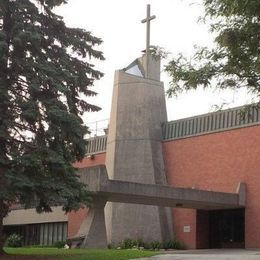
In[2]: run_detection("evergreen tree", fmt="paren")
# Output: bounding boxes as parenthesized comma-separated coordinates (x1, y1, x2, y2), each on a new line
(0, 0, 104, 252)
(166, 0, 260, 107)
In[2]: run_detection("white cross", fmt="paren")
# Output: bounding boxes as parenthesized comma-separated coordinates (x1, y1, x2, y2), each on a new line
(141, 4, 156, 56)
(141, 4, 156, 77)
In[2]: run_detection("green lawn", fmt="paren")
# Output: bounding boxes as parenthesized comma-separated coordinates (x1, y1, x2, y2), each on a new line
(4, 247, 161, 259)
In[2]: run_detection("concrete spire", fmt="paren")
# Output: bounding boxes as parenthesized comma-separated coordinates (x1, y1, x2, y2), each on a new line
(105, 52, 173, 245)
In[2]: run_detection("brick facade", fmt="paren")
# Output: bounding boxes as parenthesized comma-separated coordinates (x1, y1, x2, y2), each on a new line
(163, 125, 260, 248)
(73, 153, 106, 169)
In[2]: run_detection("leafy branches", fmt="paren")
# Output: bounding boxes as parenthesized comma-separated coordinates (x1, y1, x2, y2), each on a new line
(166, 0, 260, 103)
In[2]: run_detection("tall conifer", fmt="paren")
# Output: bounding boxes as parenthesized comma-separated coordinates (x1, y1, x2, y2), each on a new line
(0, 0, 104, 252)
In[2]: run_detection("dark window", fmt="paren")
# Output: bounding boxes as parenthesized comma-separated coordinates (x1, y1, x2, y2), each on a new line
(3, 222, 68, 246)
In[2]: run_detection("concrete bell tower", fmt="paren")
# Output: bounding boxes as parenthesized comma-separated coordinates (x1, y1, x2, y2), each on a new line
(105, 4, 173, 245)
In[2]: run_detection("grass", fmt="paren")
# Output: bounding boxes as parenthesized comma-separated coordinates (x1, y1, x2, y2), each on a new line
(4, 247, 161, 259)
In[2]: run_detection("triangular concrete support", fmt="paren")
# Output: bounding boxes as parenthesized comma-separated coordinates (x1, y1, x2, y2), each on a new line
(80, 197, 107, 248)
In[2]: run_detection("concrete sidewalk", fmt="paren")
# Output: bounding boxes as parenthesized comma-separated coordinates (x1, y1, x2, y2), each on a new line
(137, 249, 260, 260)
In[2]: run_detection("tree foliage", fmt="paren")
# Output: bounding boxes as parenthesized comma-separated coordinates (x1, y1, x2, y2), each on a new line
(165, 0, 260, 105)
(0, 0, 104, 251)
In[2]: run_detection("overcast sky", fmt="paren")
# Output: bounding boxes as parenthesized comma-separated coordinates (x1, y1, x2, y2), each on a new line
(56, 0, 251, 135)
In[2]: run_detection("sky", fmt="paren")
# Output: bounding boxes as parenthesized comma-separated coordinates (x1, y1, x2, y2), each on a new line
(56, 0, 251, 135)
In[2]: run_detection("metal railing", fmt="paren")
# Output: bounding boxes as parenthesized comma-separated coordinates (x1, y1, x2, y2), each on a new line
(163, 105, 260, 141)
(85, 135, 107, 155)
(84, 106, 260, 153)
(85, 118, 109, 138)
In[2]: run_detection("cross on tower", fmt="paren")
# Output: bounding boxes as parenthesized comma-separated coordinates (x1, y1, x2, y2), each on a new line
(141, 4, 156, 55)
(141, 4, 156, 77)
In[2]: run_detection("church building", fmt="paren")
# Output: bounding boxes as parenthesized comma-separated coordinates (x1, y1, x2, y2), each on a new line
(3, 5, 260, 250)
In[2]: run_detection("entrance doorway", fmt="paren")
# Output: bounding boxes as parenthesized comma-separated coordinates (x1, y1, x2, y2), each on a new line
(209, 209, 245, 248)
(196, 209, 245, 249)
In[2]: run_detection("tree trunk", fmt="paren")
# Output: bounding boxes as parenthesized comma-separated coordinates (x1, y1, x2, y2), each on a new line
(0, 200, 7, 255)
(0, 217, 5, 255)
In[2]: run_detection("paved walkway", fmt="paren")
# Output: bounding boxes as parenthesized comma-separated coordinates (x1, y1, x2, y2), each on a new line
(138, 249, 260, 260)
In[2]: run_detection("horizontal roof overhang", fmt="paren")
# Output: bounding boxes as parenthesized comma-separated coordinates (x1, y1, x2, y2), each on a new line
(79, 166, 246, 210)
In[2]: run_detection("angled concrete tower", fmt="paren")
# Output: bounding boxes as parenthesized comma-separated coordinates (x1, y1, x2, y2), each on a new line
(105, 53, 173, 245)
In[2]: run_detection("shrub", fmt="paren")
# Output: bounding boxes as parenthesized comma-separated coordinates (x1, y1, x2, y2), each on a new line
(119, 238, 185, 250)
(53, 240, 66, 248)
(143, 242, 152, 250)
(107, 243, 113, 249)
(136, 238, 145, 248)
(150, 241, 162, 250)
(6, 233, 22, 247)
(162, 240, 172, 250)
(172, 239, 186, 250)
(162, 239, 186, 250)
(120, 238, 136, 249)
(120, 238, 145, 249)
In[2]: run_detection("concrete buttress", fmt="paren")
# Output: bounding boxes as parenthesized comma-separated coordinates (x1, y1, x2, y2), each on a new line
(105, 54, 173, 245)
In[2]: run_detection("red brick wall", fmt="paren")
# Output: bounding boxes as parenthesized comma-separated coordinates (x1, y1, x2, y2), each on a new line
(173, 208, 197, 249)
(68, 152, 106, 238)
(73, 153, 106, 169)
(163, 125, 260, 249)
(68, 207, 89, 238)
